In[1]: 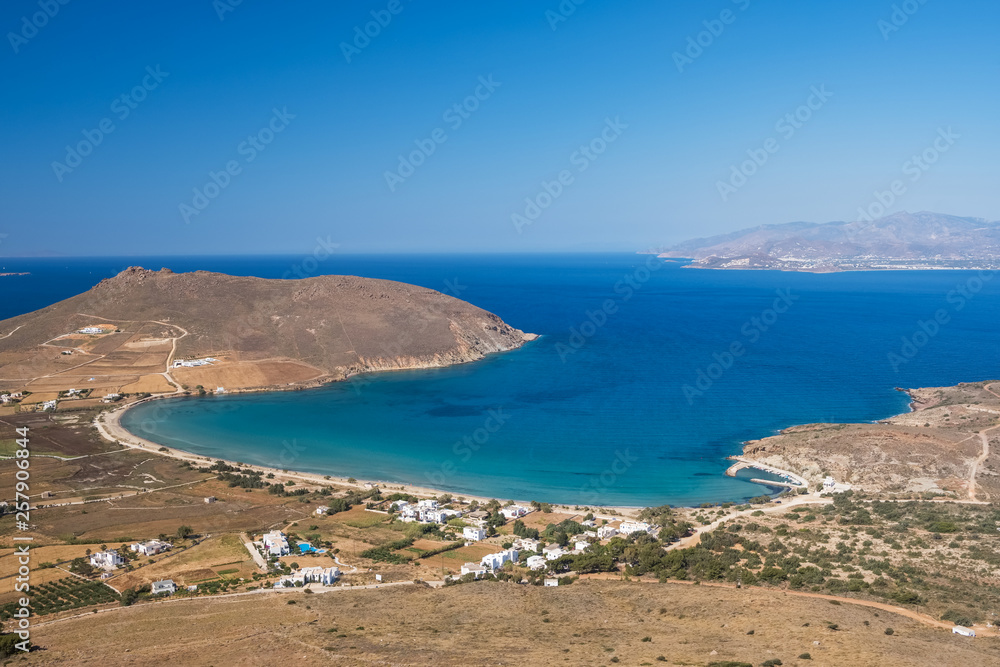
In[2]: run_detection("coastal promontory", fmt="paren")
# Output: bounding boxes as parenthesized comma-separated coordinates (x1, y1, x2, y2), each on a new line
(0, 267, 535, 401)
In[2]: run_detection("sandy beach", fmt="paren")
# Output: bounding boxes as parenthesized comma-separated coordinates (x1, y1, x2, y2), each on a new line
(96, 396, 645, 519)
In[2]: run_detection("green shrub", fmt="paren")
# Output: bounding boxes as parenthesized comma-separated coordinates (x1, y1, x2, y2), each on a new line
(941, 610, 975, 627)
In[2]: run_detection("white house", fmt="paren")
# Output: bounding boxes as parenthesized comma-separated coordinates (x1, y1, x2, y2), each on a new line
(394, 500, 459, 524)
(514, 537, 540, 552)
(544, 578, 559, 587)
(460, 562, 487, 578)
(130, 540, 171, 556)
(500, 505, 530, 520)
(574, 540, 590, 552)
(424, 508, 459, 524)
(274, 566, 340, 588)
(952, 626, 976, 637)
(41, 400, 57, 411)
(582, 530, 598, 539)
(151, 580, 177, 596)
(526, 555, 547, 571)
(463, 526, 486, 541)
(204, 496, 216, 504)
(581, 519, 597, 527)
(597, 526, 618, 540)
(101, 393, 122, 403)
(315, 506, 329, 516)
(262, 530, 290, 556)
(297, 566, 340, 586)
(78, 326, 104, 334)
(481, 548, 519, 571)
(823, 476, 853, 493)
(66, 388, 81, 396)
(172, 358, 216, 368)
(543, 544, 566, 561)
(89, 550, 124, 570)
(618, 521, 655, 536)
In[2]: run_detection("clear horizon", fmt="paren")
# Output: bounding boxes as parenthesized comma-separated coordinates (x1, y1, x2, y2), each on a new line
(2, 1, 997, 257)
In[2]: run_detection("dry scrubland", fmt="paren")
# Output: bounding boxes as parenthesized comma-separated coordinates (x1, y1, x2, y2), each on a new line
(21, 580, 1000, 666)
(743, 381, 1000, 498)
(678, 495, 1000, 626)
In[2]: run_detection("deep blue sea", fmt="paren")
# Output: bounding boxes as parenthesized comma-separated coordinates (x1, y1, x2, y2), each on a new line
(3, 255, 999, 506)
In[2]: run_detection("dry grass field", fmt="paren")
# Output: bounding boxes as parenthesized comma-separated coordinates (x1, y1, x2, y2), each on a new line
(119, 373, 175, 394)
(1, 320, 181, 398)
(0, 410, 115, 458)
(110, 535, 255, 590)
(172, 359, 324, 390)
(22, 579, 1000, 666)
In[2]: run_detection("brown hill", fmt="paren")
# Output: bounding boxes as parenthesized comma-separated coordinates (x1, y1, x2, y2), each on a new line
(741, 381, 1000, 499)
(0, 267, 534, 395)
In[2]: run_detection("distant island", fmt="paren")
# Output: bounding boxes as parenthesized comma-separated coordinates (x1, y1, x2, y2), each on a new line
(653, 211, 1000, 272)
(0, 272, 29, 277)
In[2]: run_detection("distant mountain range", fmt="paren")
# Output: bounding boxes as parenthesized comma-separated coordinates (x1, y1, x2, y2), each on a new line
(655, 212, 1000, 272)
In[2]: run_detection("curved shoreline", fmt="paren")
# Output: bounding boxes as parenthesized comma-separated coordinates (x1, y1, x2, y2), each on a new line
(97, 388, 646, 517)
(99, 386, 802, 512)
(96, 346, 948, 513)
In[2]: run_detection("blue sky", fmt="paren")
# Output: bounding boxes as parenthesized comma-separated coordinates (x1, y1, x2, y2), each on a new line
(1, 0, 997, 256)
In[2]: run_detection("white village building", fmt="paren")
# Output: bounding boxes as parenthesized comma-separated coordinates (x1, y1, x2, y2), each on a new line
(822, 476, 853, 493)
(89, 550, 125, 570)
(514, 537, 540, 552)
(274, 566, 340, 588)
(130, 540, 172, 557)
(543, 544, 566, 561)
(151, 580, 177, 596)
(463, 526, 486, 541)
(481, 548, 519, 571)
(262, 530, 290, 557)
(460, 562, 487, 578)
(618, 521, 655, 536)
(526, 555, 547, 571)
(172, 357, 218, 368)
(597, 525, 618, 540)
(500, 505, 531, 520)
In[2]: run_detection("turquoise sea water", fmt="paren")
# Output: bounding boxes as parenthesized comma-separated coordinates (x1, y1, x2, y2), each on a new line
(4, 255, 999, 506)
